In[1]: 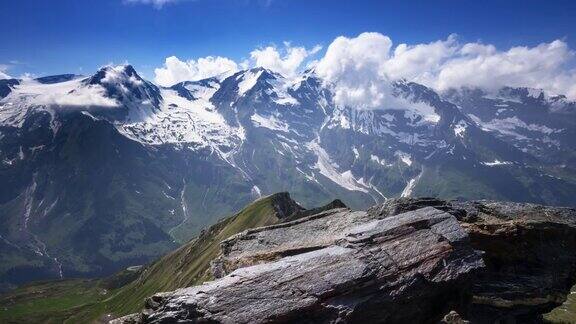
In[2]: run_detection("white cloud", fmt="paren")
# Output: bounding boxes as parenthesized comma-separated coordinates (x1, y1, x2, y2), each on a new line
(431, 40, 576, 98)
(154, 56, 238, 86)
(123, 0, 184, 9)
(152, 32, 576, 101)
(314, 32, 576, 107)
(11, 78, 119, 108)
(51, 86, 119, 107)
(154, 43, 320, 85)
(383, 35, 459, 83)
(18, 72, 37, 81)
(0, 64, 12, 79)
(314, 32, 395, 109)
(250, 43, 322, 78)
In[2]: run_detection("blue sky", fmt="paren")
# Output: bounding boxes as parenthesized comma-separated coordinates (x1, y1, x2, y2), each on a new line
(1, 0, 575, 79)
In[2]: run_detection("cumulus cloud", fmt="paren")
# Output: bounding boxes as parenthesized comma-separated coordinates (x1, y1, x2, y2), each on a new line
(153, 32, 576, 102)
(314, 32, 576, 107)
(154, 43, 321, 86)
(314, 32, 394, 109)
(250, 43, 322, 78)
(154, 56, 238, 86)
(430, 40, 576, 98)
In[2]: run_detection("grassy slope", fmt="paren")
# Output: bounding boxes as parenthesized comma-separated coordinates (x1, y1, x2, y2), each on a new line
(0, 280, 105, 324)
(0, 194, 284, 323)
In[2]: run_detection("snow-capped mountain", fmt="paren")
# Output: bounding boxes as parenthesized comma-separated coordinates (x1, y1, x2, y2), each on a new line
(444, 86, 576, 166)
(1, 64, 575, 289)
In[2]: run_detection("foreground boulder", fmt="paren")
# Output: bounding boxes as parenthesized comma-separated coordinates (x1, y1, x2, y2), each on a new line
(115, 206, 484, 323)
(114, 198, 576, 324)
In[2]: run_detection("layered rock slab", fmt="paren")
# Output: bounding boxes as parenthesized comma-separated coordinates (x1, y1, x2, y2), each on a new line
(370, 198, 576, 322)
(115, 198, 576, 323)
(121, 207, 484, 323)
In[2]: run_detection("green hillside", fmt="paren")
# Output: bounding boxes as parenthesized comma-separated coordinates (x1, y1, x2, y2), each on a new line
(0, 192, 302, 323)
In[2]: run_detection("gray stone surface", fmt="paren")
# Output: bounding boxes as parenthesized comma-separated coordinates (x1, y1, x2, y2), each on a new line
(115, 198, 576, 324)
(370, 198, 576, 322)
(120, 207, 484, 323)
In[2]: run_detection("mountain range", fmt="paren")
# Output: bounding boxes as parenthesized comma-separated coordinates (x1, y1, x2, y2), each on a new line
(1, 64, 575, 290)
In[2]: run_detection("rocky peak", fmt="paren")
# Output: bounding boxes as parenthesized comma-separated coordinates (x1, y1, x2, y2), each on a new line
(82, 64, 162, 109)
(265, 192, 305, 219)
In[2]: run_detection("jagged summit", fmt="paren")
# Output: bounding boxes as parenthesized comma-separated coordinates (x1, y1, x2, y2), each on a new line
(84, 64, 140, 84)
(82, 64, 162, 109)
(263, 192, 305, 219)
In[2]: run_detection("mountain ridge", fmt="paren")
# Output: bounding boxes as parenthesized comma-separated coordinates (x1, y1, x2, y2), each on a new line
(1, 64, 575, 289)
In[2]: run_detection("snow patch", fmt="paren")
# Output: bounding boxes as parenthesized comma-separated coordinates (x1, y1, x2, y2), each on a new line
(251, 185, 262, 198)
(401, 171, 422, 198)
(453, 120, 467, 138)
(482, 160, 513, 166)
(307, 141, 369, 193)
(370, 154, 393, 167)
(101, 65, 143, 86)
(395, 151, 413, 166)
(269, 77, 299, 106)
(183, 81, 219, 101)
(251, 113, 289, 133)
(117, 88, 243, 149)
(352, 147, 359, 161)
(237, 70, 263, 96)
(469, 115, 560, 139)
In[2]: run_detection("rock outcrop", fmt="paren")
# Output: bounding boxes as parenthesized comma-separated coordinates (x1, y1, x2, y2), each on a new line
(371, 198, 576, 322)
(114, 198, 576, 324)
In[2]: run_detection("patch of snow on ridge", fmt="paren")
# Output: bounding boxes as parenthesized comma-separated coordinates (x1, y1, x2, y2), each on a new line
(237, 69, 263, 96)
(395, 151, 413, 166)
(469, 115, 560, 138)
(184, 81, 220, 100)
(269, 77, 299, 106)
(401, 171, 422, 198)
(352, 147, 359, 161)
(251, 185, 262, 198)
(370, 154, 394, 167)
(101, 65, 143, 86)
(454, 120, 467, 138)
(482, 160, 513, 166)
(307, 141, 369, 193)
(251, 113, 290, 133)
(402, 100, 441, 124)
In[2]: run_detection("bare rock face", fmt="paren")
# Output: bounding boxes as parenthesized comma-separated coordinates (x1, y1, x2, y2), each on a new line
(115, 198, 576, 324)
(120, 207, 484, 323)
(211, 207, 368, 277)
(372, 198, 576, 323)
